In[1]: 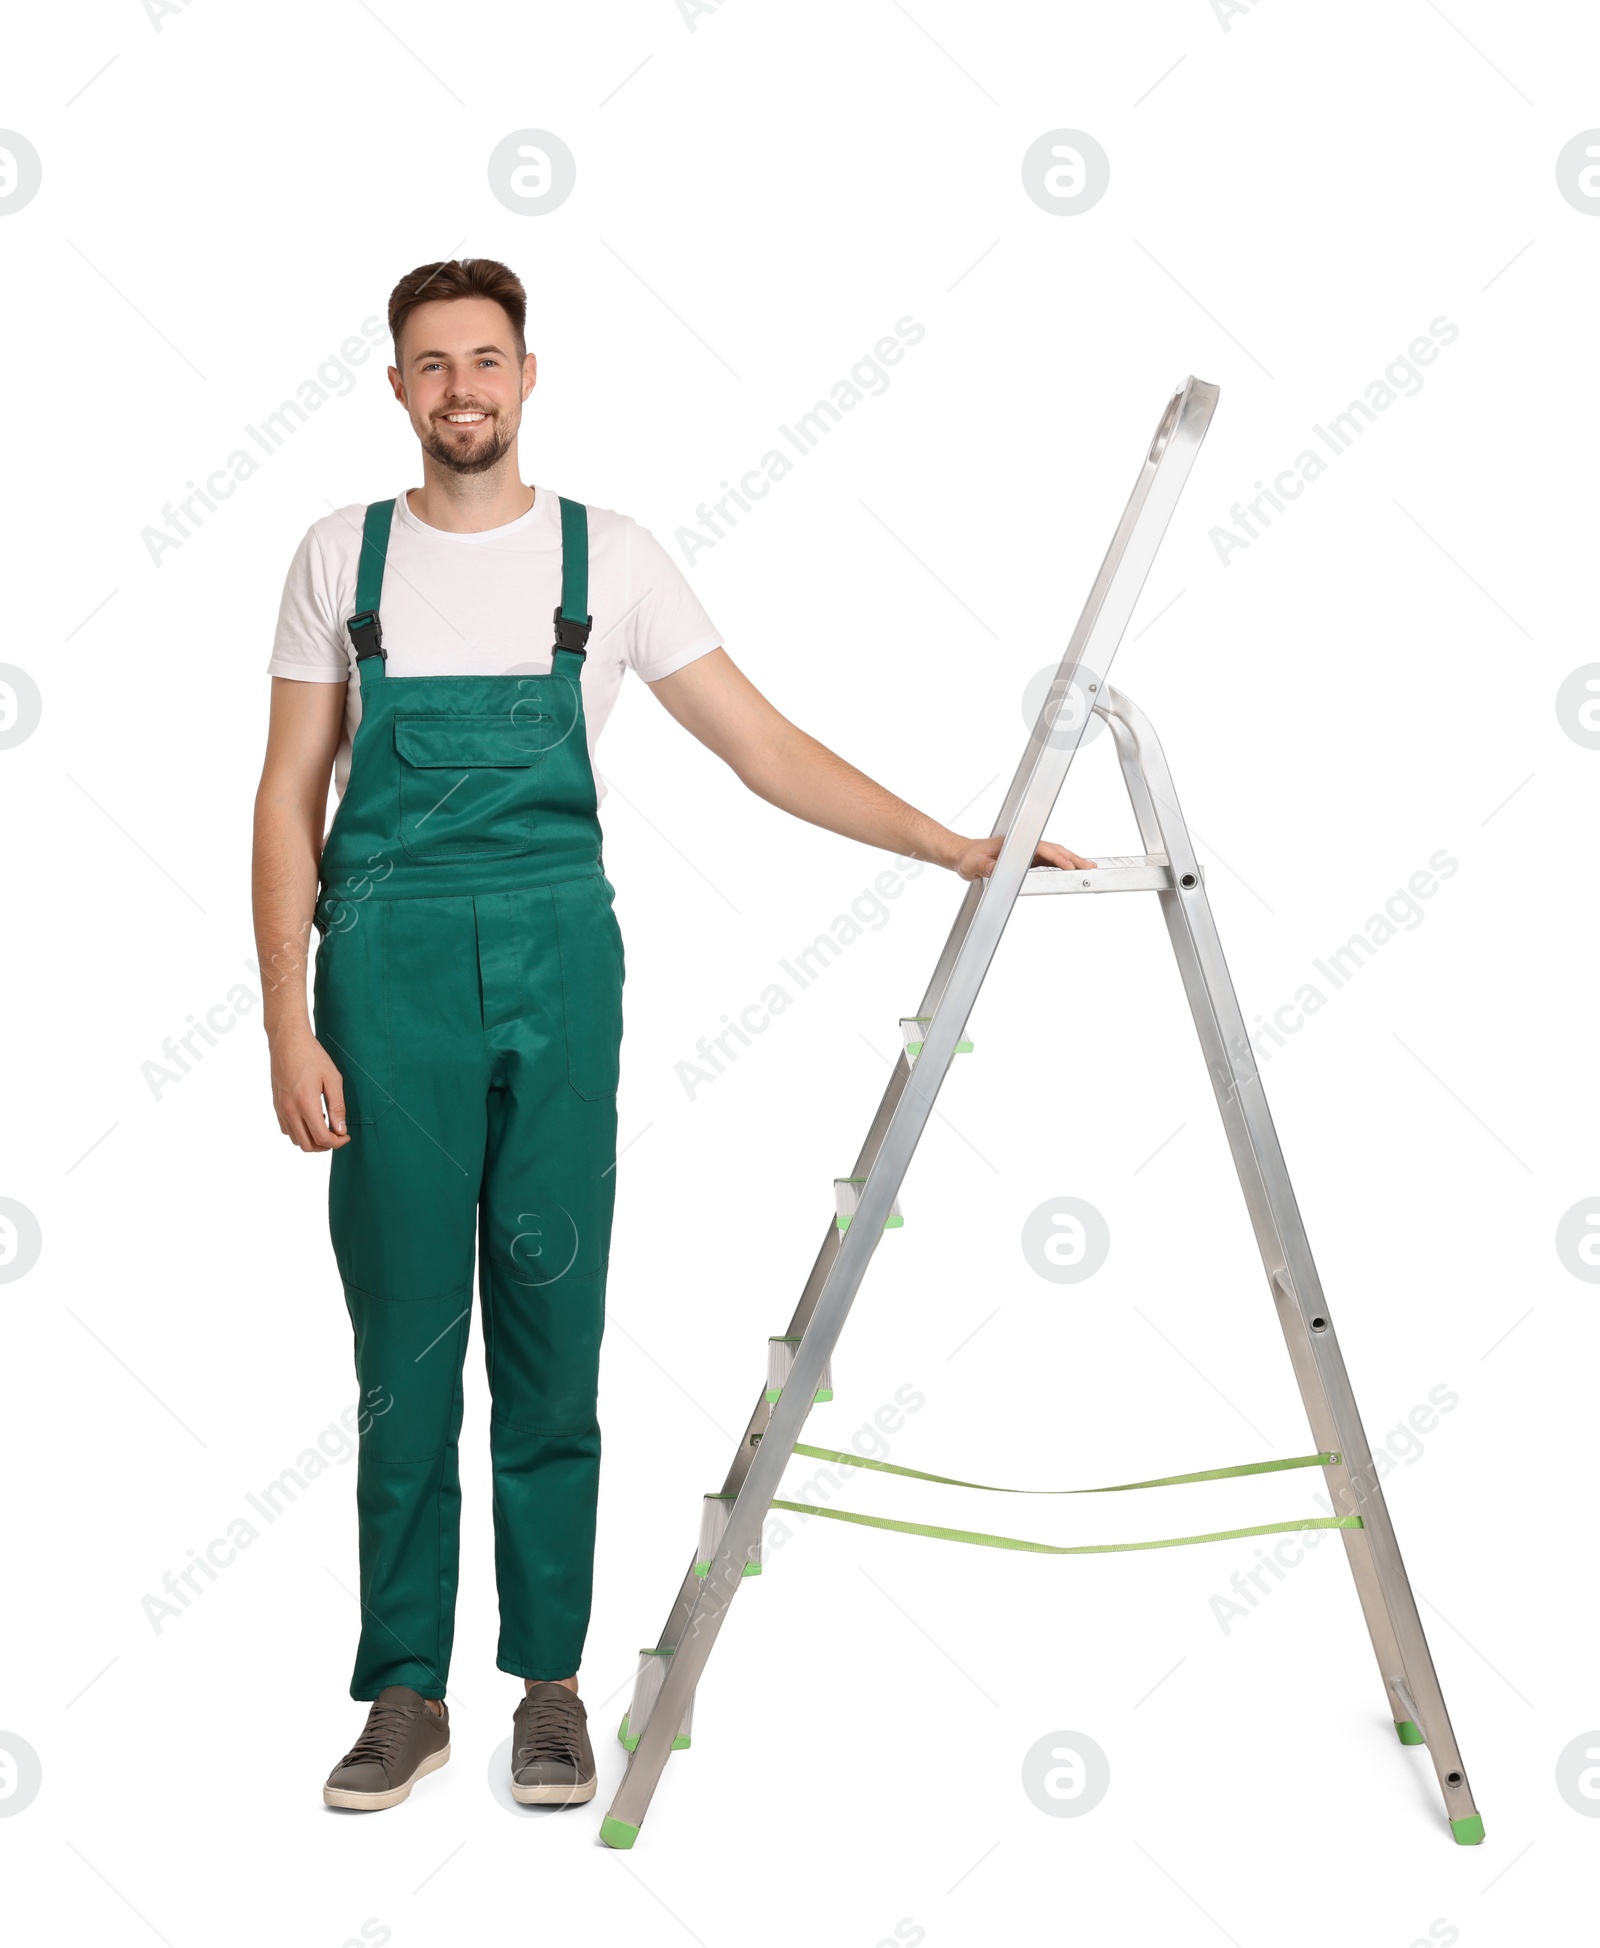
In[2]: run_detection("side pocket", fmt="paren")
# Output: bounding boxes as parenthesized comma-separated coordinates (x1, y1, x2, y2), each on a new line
(554, 876, 625, 1101)
(311, 898, 396, 1125)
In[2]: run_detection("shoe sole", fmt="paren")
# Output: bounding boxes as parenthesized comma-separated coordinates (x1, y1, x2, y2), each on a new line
(510, 1773, 598, 1806)
(323, 1742, 451, 1811)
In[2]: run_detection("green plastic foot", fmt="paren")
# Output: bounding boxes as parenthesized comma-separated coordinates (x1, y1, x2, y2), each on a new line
(1395, 1718, 1425, 1745)
(617, 1712, 690, 1754)
(599, 1815, 640, 1850)
(1450, 1813, 1485, 1846)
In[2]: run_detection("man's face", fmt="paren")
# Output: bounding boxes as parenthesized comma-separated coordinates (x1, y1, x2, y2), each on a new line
(390, 296, 536, 476)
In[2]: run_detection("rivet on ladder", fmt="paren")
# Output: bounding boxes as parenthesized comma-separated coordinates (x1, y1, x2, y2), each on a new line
(617, 1647, 694, 1753)
(766, 1334, 833, 1404)
(834, 1177, 904, 1233)
(899, 1016, 975, 1064)
(693, 1492, 763, 1579)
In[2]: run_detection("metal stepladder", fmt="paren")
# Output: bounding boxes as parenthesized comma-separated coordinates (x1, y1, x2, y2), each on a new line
(600, 375, 1483, 1849)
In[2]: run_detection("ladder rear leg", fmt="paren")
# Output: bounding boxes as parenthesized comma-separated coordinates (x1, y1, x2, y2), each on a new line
(1104, 688, 1483, 1843)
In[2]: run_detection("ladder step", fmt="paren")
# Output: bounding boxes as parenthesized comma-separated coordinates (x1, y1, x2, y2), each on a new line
(834, 1177, 903, 1233)
(617, 1648, 694, 1752)
(900, 1016, 974, 1062)
(1019, 853, 1197, 896)
(766, 1334, 833, 1404)
(694, 1492, 764, 1578)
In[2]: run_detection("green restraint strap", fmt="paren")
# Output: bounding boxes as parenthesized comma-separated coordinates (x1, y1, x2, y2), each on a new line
(791, 1444, 1339, 1496)
(773, 1445, 1355, 1557)
(770, 1502, 1361, 1557)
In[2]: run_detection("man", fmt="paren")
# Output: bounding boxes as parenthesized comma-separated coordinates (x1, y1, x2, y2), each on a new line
(252, 257, 1093, 1814)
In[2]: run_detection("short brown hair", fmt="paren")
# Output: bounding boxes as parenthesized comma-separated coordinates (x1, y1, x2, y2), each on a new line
(388, 258, 528, 365)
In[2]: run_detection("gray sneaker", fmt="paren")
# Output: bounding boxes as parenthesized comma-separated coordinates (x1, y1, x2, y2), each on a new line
(324, 1685, 451, 1811)
(511, 1682, 597, 1805)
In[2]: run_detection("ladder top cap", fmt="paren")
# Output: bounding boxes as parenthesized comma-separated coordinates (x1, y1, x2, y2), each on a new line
(1149, 375, 1220, 466)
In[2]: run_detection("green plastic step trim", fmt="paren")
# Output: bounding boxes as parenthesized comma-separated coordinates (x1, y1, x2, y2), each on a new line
(905, 1038, 974, 1057)
(836, 1214, 904, 1232)
(1395, 1718, 1425, 1746)
(764, 1386, 833, 1403)
(617, 1712, 691, 1753)
(692, 1561, 762, 1579)
(1450, 1813, 1485, 1846)
(599, 1815, 640, 1849)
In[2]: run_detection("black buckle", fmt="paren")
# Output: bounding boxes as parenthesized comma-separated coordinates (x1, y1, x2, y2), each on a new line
(552, 604, 592, 656)
(348, 609, 385, 662)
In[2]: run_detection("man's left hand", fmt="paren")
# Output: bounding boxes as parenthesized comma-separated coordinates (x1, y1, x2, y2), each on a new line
(950, 836, 1098, 881)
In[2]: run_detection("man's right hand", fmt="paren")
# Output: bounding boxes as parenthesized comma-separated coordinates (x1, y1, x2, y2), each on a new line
(271, 1024, 351, 1151)
(255, 676, 352, 1151)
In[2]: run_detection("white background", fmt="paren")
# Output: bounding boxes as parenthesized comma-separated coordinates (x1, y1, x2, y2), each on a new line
(1, 2, 1595, 1944)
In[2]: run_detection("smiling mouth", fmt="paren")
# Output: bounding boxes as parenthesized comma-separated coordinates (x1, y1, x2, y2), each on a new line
(440, 410, 491, 426)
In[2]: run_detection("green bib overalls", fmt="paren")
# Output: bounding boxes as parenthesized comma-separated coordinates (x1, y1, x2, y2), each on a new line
(311, 494, 623, 1700)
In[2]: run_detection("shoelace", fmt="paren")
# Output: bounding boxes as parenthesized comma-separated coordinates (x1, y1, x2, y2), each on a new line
(339, 1699, 422, 1770)
(516, 1694, 584, 1767)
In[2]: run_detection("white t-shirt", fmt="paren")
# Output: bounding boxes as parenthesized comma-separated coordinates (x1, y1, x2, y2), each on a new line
(267, 485, 721, 802)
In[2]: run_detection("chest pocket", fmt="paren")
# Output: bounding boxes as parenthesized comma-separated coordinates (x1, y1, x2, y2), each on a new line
(395, 713, 553, 861)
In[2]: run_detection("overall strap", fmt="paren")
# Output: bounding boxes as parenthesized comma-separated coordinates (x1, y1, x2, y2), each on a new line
(552, 495, 592, 664)
(346, 492, 586, 669)
(347, 498, 395, 663)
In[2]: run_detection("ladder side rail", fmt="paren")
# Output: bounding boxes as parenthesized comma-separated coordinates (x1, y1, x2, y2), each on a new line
(630, 373, 1220, 1697)
(985, 379, 1219, 846)
(1101, 694, 1304, 1271)
(604, 1064, 947, 1831)
(638, 1058, 910, 1653)
(644, 967, 938, 1654)
(1102, 687, 1478, 1829)
(1100, 686, 1417, 1718)
(622, 956, 935, 1752)
(915, 376, 1219, 1024)
(607, 859, 1036, 1831)
(633, 891, 992, 1686)
(645, 380, 1225, 1630)
(605, 378, 1221, 1843)
(706, 1028, 919, 1501)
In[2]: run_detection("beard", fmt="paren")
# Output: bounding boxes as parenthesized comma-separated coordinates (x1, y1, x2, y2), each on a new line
(420, 409, 518, 476)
